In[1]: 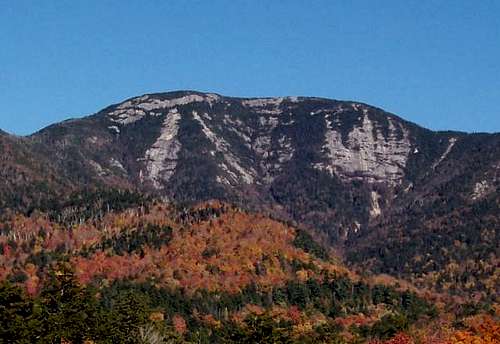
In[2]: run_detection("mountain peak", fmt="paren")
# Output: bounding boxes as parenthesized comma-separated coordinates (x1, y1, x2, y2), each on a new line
(106, 91, 222, 125)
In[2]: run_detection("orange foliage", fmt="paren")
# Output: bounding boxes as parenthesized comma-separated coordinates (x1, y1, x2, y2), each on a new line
(449, 315, 500, 344)
(335, 314, 375, 328)
(149, 311, 164, 322)
(199, 313, 222, 328)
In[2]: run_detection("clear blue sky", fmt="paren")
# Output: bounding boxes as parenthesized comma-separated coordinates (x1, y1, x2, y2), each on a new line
(1, 1, 499, 135)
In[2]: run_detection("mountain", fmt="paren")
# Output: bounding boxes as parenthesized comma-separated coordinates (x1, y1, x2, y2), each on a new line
(1, 90, 499, 301)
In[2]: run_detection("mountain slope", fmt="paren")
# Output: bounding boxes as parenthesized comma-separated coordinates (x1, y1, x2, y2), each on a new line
(0, 131, 73, 211)
(347, 133, 500, 299)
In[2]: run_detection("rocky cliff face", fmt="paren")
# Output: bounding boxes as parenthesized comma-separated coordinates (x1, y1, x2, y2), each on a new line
(1, 90, 498, 298)
(99, 92, 417, 190)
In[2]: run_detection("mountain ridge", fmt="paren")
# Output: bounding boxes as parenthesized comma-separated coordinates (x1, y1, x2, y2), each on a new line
(7, 90, 493, 136)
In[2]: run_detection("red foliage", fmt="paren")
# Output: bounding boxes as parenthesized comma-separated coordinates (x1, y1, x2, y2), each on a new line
(287, 305, 302, 324)
(172, 314, 187, 334)
(369, 333, 414, 344)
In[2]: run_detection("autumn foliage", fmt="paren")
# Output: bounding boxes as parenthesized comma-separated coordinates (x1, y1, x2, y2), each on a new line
(0, 201, 347, 296)
(1, 200, 499, 343)
(449, 315, 500, 344)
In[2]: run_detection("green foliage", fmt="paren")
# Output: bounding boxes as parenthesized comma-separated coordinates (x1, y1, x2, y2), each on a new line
(97, 223, 173, 256)
(0, 269, 438, 343)
(217, 313, 348, 344)
(360, 313, 410, 340)
(219, 313, 294, 344)
(0, 265, 169, 344)
(36, 264, 103, 343)
(46, 189, 152, 225)
(101, 290, 151, 343)
(292, 229, 329, 260)
(296, 322, 347, 344)
(0, 282, 41, 343)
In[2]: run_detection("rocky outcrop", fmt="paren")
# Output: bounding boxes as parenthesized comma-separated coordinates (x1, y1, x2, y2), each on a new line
(144, 108, 182, 188)
(315, 110, 412, 184)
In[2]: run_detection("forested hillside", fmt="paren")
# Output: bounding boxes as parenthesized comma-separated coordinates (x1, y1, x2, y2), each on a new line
(1, 193, 498, 343)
